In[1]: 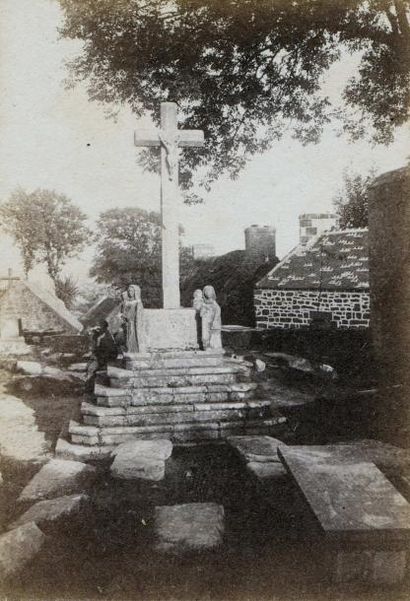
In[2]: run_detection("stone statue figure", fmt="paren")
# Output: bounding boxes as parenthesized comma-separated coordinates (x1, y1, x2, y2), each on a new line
(193, 289, 204, 312)
(120, 284, 146, 353)
(192, 289, 204, 348)
(200, 285, 222, 350)
(159, 132, 180, 181)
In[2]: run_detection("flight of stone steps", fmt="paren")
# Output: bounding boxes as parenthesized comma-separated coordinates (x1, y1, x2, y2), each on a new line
(63, 350, 286, 454)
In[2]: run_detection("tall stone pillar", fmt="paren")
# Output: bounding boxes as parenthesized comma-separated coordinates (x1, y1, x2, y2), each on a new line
(368, 165, 410, 445)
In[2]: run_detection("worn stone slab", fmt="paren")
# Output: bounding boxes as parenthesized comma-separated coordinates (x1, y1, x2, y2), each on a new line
(110, 439, 172, 480)
(10, 494, 87, 529)
(55, 438, 115, 462)
(111, 456, 165, 481)
(18, 459, 96, 502)
(154, 503, 224, 553)
(111, 439, 173, 460)
(246, 461, 288, 480)
(227, 435, 286, 463)
(0, 523, 45, 578)
(278, 446, 410, 545)
(333, 550, 407, 585)
(15, 361, 42, 375)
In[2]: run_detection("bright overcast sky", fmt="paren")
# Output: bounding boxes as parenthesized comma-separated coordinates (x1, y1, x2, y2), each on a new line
(0, 0, 409, 282)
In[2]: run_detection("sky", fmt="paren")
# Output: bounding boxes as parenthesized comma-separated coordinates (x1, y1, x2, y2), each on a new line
(0, 0, 409, 283)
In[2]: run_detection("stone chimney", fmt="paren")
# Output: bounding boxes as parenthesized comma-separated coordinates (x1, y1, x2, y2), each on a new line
(299, 213, 338, 245)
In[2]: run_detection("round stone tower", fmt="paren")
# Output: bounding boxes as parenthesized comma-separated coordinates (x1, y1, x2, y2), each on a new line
(244, 225, 276, 262)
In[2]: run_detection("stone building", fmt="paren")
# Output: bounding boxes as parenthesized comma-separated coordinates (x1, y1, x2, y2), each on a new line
(0, 278, 82, 335)
(255, 229, 369, 330)
(299, 213, 338, 245)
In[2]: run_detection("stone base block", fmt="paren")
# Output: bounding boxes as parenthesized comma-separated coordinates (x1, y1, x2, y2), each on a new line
(144, 308, 198, 351)
(333, 550, 407, 585)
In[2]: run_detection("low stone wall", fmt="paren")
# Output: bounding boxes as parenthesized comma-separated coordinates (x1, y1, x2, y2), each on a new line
(254, 289, 370, 329)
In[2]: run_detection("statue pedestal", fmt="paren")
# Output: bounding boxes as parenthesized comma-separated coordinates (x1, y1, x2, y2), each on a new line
(143, 308, 199, 351)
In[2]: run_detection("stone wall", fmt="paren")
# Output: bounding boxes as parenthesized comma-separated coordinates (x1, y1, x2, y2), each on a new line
(254, 289, 370, 329)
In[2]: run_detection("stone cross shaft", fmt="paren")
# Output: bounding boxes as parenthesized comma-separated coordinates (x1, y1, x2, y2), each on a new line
(134, 102, 204, 309)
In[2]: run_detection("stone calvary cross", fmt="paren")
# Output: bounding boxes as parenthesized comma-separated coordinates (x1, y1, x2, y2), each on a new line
(134, 102, 204, 309)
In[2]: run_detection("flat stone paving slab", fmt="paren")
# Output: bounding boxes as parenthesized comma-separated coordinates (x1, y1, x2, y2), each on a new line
(278, 446, 410, 545)
(154, 503, 224, 553)
(10, 494, 87, 529)
(18, 459, 96, 503)
(110, 439, 173, 481)
(227, 435, 286, 462)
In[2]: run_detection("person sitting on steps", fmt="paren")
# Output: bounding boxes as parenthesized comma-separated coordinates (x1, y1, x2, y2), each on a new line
(85, 320, 118, 394)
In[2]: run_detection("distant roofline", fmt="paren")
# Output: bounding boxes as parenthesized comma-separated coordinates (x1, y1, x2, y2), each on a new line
(299, 213, 338, 219)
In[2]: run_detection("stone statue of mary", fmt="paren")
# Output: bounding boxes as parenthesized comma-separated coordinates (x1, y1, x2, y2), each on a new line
(120, 284, 146, 354)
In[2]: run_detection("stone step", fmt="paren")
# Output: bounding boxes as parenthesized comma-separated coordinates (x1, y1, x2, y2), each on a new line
(82, 403, 273, 428)
(107, 363, 251, 389)
(82, 398, 269, 417)
(124, 349, 226, 370)
(108, 364, 249, 379)
(68, 415, 287, 446)
(95, 382, 258, 406)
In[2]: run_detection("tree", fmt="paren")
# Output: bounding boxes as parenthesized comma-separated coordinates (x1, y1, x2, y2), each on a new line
(333, 168, 376, 228)
(0, 188, 91, 297)
(90, 207, 190, 306)
(59, 0, 410, 189)
(54, 275, 80, 310)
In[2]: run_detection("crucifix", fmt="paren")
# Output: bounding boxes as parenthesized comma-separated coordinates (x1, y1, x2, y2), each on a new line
(0, 268, 20, 289)
(134, 102, 204, 309)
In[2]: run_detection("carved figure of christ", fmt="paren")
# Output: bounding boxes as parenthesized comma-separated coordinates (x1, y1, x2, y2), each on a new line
(134, 102, 204, 309)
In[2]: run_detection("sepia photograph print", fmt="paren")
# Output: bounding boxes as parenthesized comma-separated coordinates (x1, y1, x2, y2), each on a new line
(0, 1, 410, 600)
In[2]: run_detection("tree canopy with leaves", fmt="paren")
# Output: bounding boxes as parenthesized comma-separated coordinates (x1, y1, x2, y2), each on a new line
(0, 188, 91, 295)
(333, 168, 376, 228)
(90, 207, 191, 306)
(59, 0, 410, 190)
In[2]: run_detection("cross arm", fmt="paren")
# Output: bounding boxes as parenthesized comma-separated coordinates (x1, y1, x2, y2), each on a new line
(134, 129, 205, 148)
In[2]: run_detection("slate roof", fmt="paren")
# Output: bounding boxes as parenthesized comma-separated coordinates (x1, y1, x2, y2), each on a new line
(256, 229, 368, 291)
